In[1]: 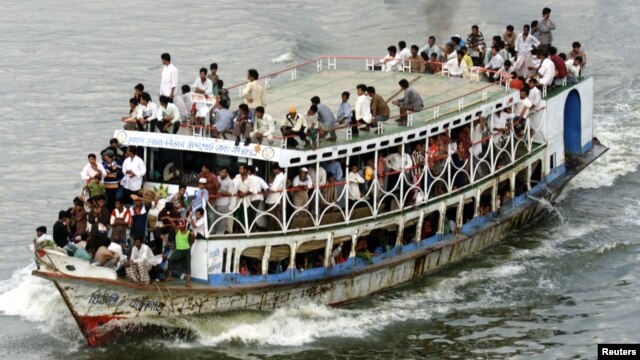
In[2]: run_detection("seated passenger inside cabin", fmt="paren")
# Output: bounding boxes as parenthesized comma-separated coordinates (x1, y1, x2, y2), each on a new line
(391, 79, 424, 125)
(280, 106, 308, 149)
(347, 164, 365, 203)
(155, 95, 182, 134)
(233, 103, 255, 146)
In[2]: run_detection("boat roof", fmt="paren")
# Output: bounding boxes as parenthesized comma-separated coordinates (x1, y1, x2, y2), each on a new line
(115, 67, 513, 167)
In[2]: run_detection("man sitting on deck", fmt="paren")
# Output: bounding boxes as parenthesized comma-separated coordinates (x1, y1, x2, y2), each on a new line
(335, 91, 352, 126)
(310, 96, 337, 142)
(166, 220, 192, 287)
(535, 50, 556, 88)
(233, 103, 255, 146)
(379, 45, 402, 72)
(155, 95, 181, 134)
(137, 92, 158, 131)
(211, 100, 234, 139)
(367, 86, 390, 123)
(280, 106, 308, 149)
(355, 84, 373, 131)
(126, 237, 158, 284)
(391, 79, 424, 125)
(251, 106, 276, 145)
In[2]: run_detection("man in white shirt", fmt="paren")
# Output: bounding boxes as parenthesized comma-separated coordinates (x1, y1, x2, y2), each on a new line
(514, 25, 540, 77)
(514, 89, 533, 137)
(444, 52, 468, 77)
(265, 165, 286, 231)
(485, 46, 504, 82)
(120, 146, 146, 202)
(380, 45, 402, 72)
(398, 41, 412, 61)
(214, 167, 233, 235)
(308, 163, 327, 187)
(536, 50, 556, 87)
(419, 36, 443, 61)
(137, 92, 159, 131)
(192, 68, 213, 97)
(565, 56, 583, 84)
(159, 53, 178, 99)
(156, 95, 182, 134)
(242, 69, 266, 109)
(80, 153, 107, 183)
(280, 106, 308, 149)
(526, 78, 542, 112)
(347, 164, 365, 202)
(492, 108, 512, 147)
(125, 237, 158, 284)
(251, 106, 276, 145)
(384, 146, 413, 210)
(355, 84, 372, 131)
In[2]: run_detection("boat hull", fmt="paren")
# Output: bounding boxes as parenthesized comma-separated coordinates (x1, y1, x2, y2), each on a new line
(32, 141, 608, 346)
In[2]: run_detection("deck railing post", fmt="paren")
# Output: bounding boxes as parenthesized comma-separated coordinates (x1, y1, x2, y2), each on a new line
(265, 76, 271, 89)
(282, 169, 288, 234)
(316, 59, 323, 72)
(373, 149, 379, 217)
(399, 144, 405, 210)
(328, 56, 337, 70)
(345, 158, 350, 222)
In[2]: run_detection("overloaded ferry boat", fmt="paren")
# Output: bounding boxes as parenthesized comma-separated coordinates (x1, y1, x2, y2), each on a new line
(32, 50, 607, 346)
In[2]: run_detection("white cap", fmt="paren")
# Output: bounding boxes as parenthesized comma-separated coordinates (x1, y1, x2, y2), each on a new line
(300, 167, 309, 172)
(198, 178, 207, 184)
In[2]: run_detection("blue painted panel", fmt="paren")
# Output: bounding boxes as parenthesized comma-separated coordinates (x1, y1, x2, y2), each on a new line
(564, 90, 583, 154)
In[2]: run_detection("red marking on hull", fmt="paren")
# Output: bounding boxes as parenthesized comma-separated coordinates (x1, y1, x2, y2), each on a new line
(76, 315, 126, 347)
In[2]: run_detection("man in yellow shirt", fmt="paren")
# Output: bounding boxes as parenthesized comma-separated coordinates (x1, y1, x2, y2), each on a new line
(242, 69, 266, 110)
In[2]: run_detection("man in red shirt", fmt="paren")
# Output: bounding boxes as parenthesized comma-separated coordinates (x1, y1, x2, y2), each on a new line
(199, 163, 220, 201)
(549, 47, 568, 83)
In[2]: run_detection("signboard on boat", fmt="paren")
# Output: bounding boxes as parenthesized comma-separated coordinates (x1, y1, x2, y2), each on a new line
(114, 130, 280, 162)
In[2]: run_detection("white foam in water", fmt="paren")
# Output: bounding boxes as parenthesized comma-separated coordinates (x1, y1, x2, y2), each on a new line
(0, 264, 77, 337)
(271, 52, 293, 63)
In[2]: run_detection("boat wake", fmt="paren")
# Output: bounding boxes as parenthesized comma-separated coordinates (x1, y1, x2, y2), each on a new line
(568, 83, 640, 190)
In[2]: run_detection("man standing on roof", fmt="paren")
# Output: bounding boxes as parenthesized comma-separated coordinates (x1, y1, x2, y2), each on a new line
(159, 53, 178, 100)
(537, 7, 555, 51)
(392, 79, 424, 125)
(242, 69, 266, 110)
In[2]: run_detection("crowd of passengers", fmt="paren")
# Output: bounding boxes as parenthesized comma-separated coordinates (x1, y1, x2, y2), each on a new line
(33, 8, 579, 285)
(119, 7, 585, 151)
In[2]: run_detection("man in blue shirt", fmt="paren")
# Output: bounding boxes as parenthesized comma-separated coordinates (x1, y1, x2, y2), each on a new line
(311, 96, 337, 142)
(211, 101, 234, 139)
(336, 91, 352, 126)
(322, 159, 344, 182)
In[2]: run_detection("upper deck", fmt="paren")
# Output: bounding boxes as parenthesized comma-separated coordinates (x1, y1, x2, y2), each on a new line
(115, 57, 515, 167)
